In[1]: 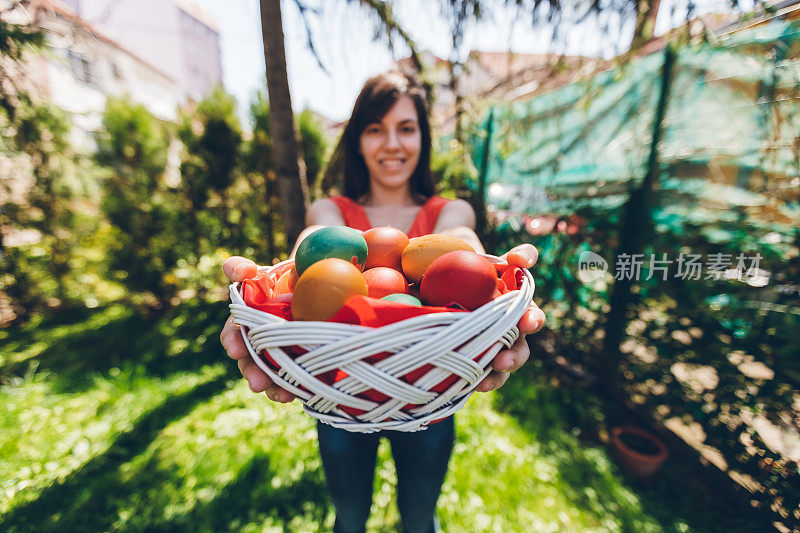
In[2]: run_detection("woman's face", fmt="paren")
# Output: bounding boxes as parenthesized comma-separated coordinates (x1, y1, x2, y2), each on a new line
(359, 95, 422, 193)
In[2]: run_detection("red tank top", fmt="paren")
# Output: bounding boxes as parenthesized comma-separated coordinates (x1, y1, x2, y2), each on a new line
(329, 195, 450, 238)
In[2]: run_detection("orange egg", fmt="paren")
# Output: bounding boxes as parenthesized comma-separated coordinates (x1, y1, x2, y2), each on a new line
(273, 269, 296, 296)
(363, 227, 410, 270)
(363, 267, 409, 299)
(292, 258, 368, 321)
(401, 234, 474, 283)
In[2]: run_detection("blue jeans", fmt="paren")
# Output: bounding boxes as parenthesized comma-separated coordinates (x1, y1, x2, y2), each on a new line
(317, 417, 455, 533)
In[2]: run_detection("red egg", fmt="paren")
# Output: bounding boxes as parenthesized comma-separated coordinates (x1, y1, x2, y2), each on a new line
(420, 251, 498, 310)
(362, 267, 409, 299)
(363, 227, 410, 270)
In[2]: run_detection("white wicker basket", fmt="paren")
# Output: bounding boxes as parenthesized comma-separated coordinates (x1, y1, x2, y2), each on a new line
(228, 255, 534, 433)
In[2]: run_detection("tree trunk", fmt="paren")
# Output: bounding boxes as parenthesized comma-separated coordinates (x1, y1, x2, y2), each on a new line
(259, 0, 307, 251)
(265, 171, 276, 260)
(630, 0, 662, 52)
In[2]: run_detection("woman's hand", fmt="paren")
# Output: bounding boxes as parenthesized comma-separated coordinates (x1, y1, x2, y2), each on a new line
(476, 244, 546, 392)
(220, 257, 295, 403)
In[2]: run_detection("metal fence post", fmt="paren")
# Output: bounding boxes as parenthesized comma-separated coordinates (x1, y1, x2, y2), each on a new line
(475, 107, 494, 242)
(601, 46, 676, 389)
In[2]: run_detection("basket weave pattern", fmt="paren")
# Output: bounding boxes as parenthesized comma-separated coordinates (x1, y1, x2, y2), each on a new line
(228, 257, 534, 433)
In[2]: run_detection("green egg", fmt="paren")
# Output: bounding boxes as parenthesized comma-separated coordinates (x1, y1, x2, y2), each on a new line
(295, 226, 368, 276)
(381, 293, 422, 306)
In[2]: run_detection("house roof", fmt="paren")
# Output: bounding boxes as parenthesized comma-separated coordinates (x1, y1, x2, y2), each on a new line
(467, 50, 587, 81)
(172, 0, 219, 33)
(394, 50, 450, 73)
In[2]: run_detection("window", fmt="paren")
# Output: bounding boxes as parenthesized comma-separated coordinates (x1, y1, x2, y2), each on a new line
(110, 61, 122, 80)
(67, 50, 82, 77)
(67, 49, 97, 86)
(80, 56, 96, 85)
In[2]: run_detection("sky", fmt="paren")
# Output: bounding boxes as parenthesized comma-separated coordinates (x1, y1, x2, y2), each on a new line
(193, 0, 745, 126)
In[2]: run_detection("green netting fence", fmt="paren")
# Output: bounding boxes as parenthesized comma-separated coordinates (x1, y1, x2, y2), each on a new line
(468, 16, 800, 529)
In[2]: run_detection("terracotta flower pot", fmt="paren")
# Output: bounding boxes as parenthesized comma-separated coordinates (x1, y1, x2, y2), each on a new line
(610, 426, 668, 478)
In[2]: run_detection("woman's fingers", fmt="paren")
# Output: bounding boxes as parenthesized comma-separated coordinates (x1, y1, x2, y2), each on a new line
(500, 244, 538, 269)
(223, 256, 258, 282)
(477, 334, 530, 392)
(220, 316, 249, 360)
(238, 357, 272, 392)
(476, 370, 510, 392)
(237, 359, 294, 402)
(221, 316, 295, 403)
(476, 302, 545, 393)
(518, 303, 546, 334)
(485, 303, 543, 373)
(222, 258, 294, 403)
(491, 333, 531, 373)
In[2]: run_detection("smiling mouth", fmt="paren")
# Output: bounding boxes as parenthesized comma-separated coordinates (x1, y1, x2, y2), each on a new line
(379, 159, 406, 170)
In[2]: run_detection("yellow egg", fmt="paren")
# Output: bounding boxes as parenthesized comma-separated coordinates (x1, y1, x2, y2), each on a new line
(292, 258, 368, 321)
(400, 234, 474, 283)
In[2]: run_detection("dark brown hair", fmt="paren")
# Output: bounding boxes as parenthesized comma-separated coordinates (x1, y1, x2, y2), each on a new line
(338, 71, 435, 204)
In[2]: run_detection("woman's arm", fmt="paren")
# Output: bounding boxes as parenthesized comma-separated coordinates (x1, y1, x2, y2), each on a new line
(432, 199, 485, 254)
(288, 198, 346, 259)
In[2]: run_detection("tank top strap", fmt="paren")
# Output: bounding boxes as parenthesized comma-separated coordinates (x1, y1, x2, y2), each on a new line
(329, 196, 372, 231)
(407, 196, 451, 238)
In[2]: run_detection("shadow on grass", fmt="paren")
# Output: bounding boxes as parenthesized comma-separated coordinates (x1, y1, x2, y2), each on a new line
(0, 372, 231, 532)
(4, 451, 328, 533)
(494, 354, 768, 533)
(2, 301, 331, 532)
(1, 300, 233, 394)
(167, 455, 330, 532)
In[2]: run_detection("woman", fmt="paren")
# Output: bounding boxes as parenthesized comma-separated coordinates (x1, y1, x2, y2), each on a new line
(220, 71, 545, 533)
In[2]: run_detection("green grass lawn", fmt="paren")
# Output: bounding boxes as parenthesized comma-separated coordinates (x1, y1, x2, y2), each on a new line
(0, 303, 761, 532)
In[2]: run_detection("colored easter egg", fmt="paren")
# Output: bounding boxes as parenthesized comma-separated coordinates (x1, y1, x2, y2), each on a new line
(294, 226, 368, 275)
(363, 267, 409, 299)
(292, 258, 368, 321)
(381, 293, 422, 306)
(273, 269, 297, 296)
(420, 250, 498, 310)
(401, 234, 474, 283)
(363, 227, 410, 270)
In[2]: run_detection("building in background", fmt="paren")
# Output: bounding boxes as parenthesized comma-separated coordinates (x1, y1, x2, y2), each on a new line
(10, 0, 183, 150)
(58, 0, 222, 101)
